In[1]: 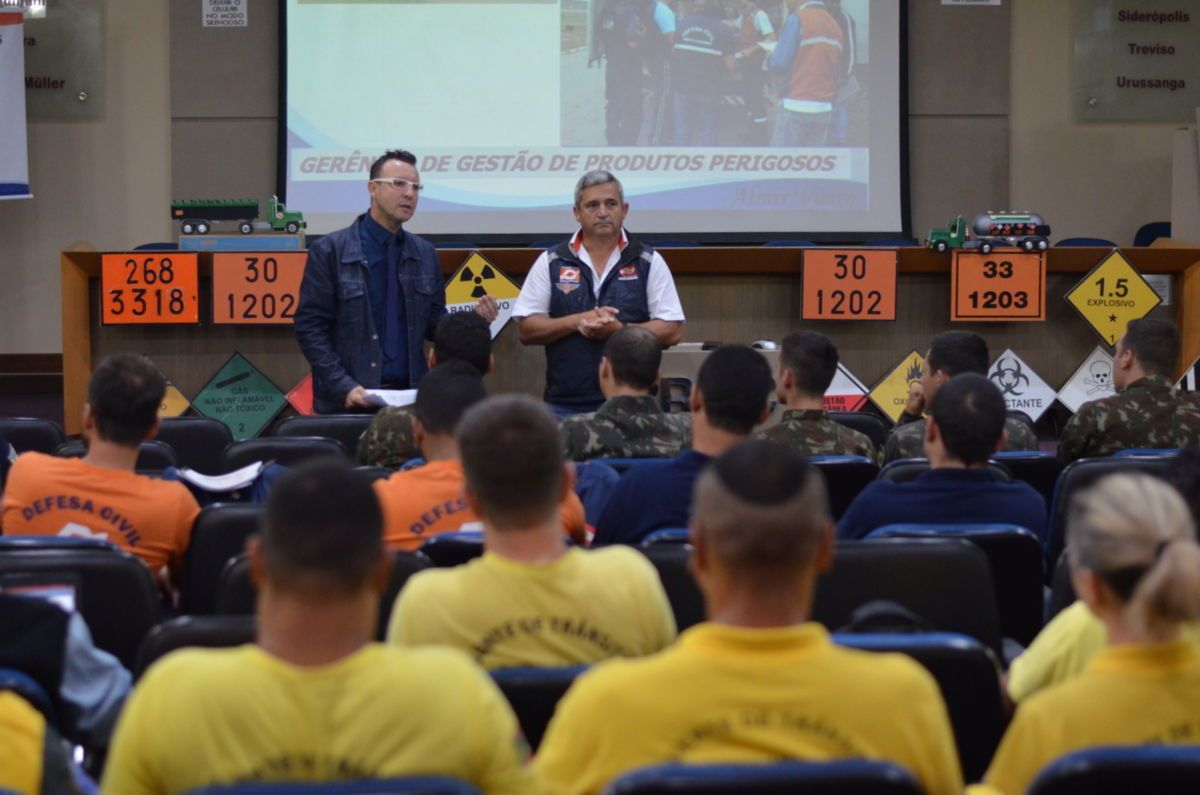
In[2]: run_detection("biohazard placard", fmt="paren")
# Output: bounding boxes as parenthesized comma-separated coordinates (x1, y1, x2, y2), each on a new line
(1065, 250, 1161, 345)
(869, 350, 925, 423)
(987, 349, 1055, 422)
(444, 252, 521, 338)
(824, 363, 870, 412)
(1058, 347, 1117, 414)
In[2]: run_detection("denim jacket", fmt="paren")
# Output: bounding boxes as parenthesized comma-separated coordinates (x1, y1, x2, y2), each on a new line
(295, 214, 446, 414)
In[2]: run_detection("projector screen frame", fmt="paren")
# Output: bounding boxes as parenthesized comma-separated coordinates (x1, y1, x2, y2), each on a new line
(276, 0, 911, 246)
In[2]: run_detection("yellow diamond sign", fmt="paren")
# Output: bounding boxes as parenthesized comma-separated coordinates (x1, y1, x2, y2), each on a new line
(1065, 250, 1162, 346)
(869, 350, 925, 423)
(159, 381, 191, 418)
(444, 251, 522, 339)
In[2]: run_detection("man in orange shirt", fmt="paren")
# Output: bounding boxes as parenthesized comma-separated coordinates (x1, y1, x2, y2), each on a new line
(374, 362, 586, 550)
(1, 354, 201, 584)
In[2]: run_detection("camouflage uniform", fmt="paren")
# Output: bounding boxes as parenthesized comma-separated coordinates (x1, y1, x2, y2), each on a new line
(755, 409, 877, 461)
(1059, 374, 1200, 463)
(882, 414, 1038, 463)
(356, 406, 420, 468)
(560, 395, 692, 461)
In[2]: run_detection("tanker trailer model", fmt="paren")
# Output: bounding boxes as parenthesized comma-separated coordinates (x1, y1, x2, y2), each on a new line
(927, 211, 1051, 254)
(171, 196, 305, 235)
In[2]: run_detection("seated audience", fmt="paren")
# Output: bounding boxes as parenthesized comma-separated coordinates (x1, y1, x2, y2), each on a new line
(388, 395, 676, 668)
(560, 326, 691, 461)
(755, 331, 875, 458)
(535, 441, 963, 795)
(374, 363, 586, 549)
(983, 473, 1200, 795)
(0, 592, 131, 749)
(0, 691, 84, 795)
(102, 462, 531, 794)
(884, 331, 1037, 462)
(1059, 318, 1200, 462)
(1, 355, 201, 584)
(838, 373, 1045, 541)
(593, 345, 773, 546)
(357, 311, 494, 468)
(1007, 448, 1200, 703)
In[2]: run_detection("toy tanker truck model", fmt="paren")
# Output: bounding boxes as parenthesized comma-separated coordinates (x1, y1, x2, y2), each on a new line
(171, 195, 305, 236)
(927, 211, 1051, 254)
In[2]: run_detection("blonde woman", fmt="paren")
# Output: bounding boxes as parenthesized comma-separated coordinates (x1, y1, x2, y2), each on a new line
(982, 473, 1200, 795)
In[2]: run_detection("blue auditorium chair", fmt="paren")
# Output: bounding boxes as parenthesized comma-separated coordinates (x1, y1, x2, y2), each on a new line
(157, 416, 234, 474)
(639, 527, 690, 546)
(828, 411, 890, 450)
(991, 451, 1062, 507)
(1028, 746, 1200, 795)
(1133, 221, 1171, 248)
(221, 436, 348, 471)
(605, 760, 921, 795)
(419, 531, 485, 567)
(272, 414, 375, 459)
(0, 667, 59, 728)
(0, 417, 66, 454)
(491, 666, 587, 750)
(1054, 238, 1117, 247)
(809, 455, 878, 519)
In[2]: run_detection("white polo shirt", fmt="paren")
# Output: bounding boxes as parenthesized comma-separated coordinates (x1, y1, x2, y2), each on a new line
(512, 229, 686, 322)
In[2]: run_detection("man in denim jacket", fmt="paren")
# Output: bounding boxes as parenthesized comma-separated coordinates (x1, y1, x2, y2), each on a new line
(295, 150, 496, 414)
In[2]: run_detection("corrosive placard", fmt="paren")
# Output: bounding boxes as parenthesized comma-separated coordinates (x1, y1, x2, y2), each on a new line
(445, 252, 522, 338)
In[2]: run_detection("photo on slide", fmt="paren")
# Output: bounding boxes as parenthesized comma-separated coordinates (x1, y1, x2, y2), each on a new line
(560, 0, 870, 148)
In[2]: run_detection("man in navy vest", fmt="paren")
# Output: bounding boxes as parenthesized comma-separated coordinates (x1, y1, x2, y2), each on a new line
(513, 170, 685, 418)
(295, 149, 497, 414)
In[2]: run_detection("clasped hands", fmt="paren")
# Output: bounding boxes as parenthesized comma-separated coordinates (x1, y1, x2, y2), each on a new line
(578, 306, 622, 340)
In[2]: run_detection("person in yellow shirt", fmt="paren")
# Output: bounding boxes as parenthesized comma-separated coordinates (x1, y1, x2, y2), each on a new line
(374, 363, 587, 550)
(1, 354, 201, 584)
(389, 394, 676, 668)
(0, 691, 84, 795)
(102, 462, 532, 795)
(534, 440, 963, 795)
(983, 473, 1200, 795)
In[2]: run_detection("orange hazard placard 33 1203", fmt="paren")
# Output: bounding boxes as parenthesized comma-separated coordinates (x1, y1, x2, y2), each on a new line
(951, 250, 1045, 322)
(802, 249, 897, 321)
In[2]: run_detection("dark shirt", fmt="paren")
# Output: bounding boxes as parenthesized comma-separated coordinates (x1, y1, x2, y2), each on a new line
(358, 213, 409, 386)
(672, 14, 735, 95)
(593, 449, 712, 546)
(837, 468, 1047, 543)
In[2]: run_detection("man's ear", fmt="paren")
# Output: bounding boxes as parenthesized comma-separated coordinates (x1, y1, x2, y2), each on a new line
(925, 415, 940, 446)
(426, 349, 437, 369)
(690, 384, 704, 414)
(780, 367, 794, 392)
(486, 353, 496, 375)
(993, 427, 1009, 454)
(1072, 567, 1108, 615)
(599, 357, 613, 382)
(82, 404, 94, 432)
(371, 545, 394, 593)
(559, 461, 577, 503)
(145, 417, 161, 441)
(814, 522, 835, 574)
(247, 535, 266, 589)
(463, 481, 484, 519)
(412, 418, 427, 449)
(689, 522, 708, 578)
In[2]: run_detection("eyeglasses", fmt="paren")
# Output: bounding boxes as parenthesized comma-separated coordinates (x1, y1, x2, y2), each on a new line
(370, 177, 424, 193)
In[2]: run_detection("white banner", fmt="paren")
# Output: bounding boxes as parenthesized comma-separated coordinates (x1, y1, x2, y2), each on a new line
(0, 12, 30, 200)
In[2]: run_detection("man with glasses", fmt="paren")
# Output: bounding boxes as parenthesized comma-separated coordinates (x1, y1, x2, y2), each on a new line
(296, 150, 497, 413)
(513, 170, 685, 418)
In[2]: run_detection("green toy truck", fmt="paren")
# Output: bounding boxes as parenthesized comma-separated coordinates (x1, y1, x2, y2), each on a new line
(171, 196, 305, 236)
(927, 212, 1051, 254)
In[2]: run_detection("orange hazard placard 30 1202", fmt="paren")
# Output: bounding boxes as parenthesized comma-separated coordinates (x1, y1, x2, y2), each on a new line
(802, 250, 897, 321)
(212, 253, 306, 325)
(101, 254, 200, 325)
(951, 250, 1045, 322)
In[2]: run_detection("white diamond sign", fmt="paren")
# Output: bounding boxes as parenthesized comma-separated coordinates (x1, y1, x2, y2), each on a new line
(987, 349, 1055, 422)
(1177, 356, 1200, 392)
(1058, 346, 1116, 414)
(823, 363, 869, 412)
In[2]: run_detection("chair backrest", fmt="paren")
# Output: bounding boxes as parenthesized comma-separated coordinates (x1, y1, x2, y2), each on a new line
(605, 760, 921, 795)
(1134, 221, 1171, 248)
(0, 537, 162, 669)
(866, 524, 1044, 646)
(1046, 551, 1076, 622)
(0, 418, 66, 454)
(1055, 238, 1118, 247)
(134, 615, 257, 679)
(272, 415, 375, 459)
(828, 412, 890, 450)
(221, 436, 348, 471)
(490, 666, 586, 750)
(813, 538, 1004, 656)
(834, 632, 1005, 783)
(991, 451, 1063, 507)
(638, 544, 705, 632)
(184, 777, 482, 794)
(1046, 454, 1177, 568)
(213, 550, 430, 641)
(1029, 746, 1200, 795)
(640, 527, 690, 546)
(180, 504, 263, 615)
(0, 666, 59, 728)
(53, 438, 178, 470)
(876, 458, 1011, 484)
(353, 465, 393, 483)
(419, 531, 485, 568)
(597, 457, 671, 474)
(1112, 447, 1181, 457)
(156, 417, 234, 473)
(809, 456, 879, 520)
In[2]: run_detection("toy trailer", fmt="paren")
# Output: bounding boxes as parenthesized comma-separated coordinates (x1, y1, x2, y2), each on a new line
(171, 199, 259, 235)
(972, 211, 1050, 252)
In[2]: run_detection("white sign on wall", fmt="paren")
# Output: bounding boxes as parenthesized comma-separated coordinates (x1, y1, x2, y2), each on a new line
(1058, 346, 1117, 414)
(987, 349, 1055, 422)
(203, 0, 247, 28)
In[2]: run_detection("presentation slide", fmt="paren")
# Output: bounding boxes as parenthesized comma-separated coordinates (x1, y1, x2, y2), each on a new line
(284, 0, 903, 240)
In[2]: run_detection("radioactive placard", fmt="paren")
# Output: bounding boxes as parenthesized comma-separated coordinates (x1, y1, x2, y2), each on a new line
(987, 349, 1055, 422)
(1058, 347, 1117, 414)
(869, 350, 925, 424)
(193, 353, 288, 440)
(1178, 356, 1200, 392)
(1065, 250, 1162, 346)
(286, 373, 315, 416)
(824, 363, 869, 412)
(444, 252, 522, 339)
